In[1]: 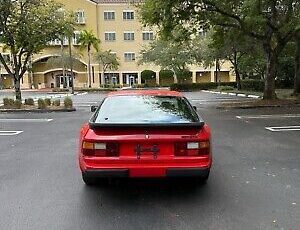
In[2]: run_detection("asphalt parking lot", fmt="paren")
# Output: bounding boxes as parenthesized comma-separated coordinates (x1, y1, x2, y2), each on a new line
(0, 91, 299, 230)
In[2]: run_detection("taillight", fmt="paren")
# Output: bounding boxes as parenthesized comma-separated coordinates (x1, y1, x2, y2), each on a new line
(82, 141, 119, 157)
(174, 141, 210, 156)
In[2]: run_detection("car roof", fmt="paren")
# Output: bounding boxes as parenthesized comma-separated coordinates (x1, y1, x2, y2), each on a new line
(107, 90, 183, 97)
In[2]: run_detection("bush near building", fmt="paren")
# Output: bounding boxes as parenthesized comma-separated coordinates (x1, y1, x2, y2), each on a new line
(141, 70, 156, 81)
(24, 98, 34, 106)
(240, 80, 265, 92)
(141, 70, 157, 86)
(52, 99, 61, 107)
(64, 97, 73, 108)
(44, 98, 51, 106)
(14, 100, 22, 109)
(176, 70, 192, 84)
(3, 98, 15, 107)
(170, 82, 237, 91)
(37, 99, 46, 109)
(159, 70, 174, 86)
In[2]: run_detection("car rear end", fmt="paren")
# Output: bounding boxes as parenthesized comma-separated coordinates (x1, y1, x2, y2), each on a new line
(78, 91, 212, 184)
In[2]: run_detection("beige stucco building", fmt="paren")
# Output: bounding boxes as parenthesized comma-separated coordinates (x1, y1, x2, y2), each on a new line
(0, 0, 235, 89)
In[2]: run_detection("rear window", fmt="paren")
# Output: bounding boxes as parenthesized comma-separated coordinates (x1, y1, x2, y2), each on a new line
(92, 95, 200, 124)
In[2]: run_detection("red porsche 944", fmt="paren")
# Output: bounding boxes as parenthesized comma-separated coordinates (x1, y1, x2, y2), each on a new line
(78, 90, 212, 185)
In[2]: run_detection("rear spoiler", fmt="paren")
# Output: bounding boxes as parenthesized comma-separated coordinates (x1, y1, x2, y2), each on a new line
(89, 121, 205, 130)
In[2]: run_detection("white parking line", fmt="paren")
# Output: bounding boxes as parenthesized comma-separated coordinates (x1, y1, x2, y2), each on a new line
(266, 126, 300, 132)
(0, 131, 23, 136)
(236, 114, 300, 119)
(0, 118, 53, 122)
(75, 92, 88, 96)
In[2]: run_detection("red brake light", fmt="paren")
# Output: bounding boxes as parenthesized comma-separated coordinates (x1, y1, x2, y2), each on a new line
(175, 141, 210, 156)
(82, 141, 119, 157)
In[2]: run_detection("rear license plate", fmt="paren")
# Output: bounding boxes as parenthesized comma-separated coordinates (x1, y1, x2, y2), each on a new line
(129, 168, 166, 177)
(135, 144, 160, 159)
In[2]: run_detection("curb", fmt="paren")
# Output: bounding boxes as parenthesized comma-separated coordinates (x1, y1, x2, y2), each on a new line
(202, 90, 261, 99)
(216, 104, 300, 109)
(0, 108, 76, 113)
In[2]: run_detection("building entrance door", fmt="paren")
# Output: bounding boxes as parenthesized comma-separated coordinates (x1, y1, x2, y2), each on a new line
(129, 76, 135, 86)
(56, 75, 71, 88)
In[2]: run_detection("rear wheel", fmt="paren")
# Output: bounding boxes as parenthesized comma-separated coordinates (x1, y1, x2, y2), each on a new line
(82, 173, 97, 186)
(198, 169, 210, 184)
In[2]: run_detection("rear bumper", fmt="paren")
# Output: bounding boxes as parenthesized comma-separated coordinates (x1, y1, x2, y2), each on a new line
(82, 167, 210, 178)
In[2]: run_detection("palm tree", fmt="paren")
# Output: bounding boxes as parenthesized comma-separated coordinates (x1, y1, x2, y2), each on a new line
(78, 30, 100, 88)
(94, 50, 120, 86)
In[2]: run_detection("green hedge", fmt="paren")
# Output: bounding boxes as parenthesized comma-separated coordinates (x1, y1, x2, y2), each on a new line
(170, 82, 237, 91)
(241, 80, 265, 92)
(141, 70, 156, 81)
(159, 70, 174, 79)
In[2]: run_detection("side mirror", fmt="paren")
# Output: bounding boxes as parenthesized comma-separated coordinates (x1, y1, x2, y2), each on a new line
(193, 106, 197, 111)
(91, 105, 98, 112)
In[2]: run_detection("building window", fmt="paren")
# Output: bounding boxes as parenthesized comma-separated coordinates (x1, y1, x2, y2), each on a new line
(142, 31, 154, 41)
(75, 10, 85, 24)
(124, 32, 135, 41)
(49, 38, 63, 46)
(73, 31, 80, 45)
(123, 10, 134, 20)
(104, 11, 115, 20)
(105, 32, 116, 41)
(124, 52, 135, 62)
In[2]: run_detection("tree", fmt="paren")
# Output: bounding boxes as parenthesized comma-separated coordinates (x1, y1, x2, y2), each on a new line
(294, 30, 300, 95)
(94, 50, 119, 86)
(139, 39, 195, 83)
(0, 0, 69, 100)
(207, 28, 257, 89)
(78, 30, 100, 88)
(139, 0, 300, 99)
(60, 12, 76, 93)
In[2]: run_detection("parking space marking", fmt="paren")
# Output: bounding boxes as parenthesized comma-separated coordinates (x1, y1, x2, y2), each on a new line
(265, 126, 300, 132)
(0, 118, 53, 122)
(0, 131, 23, 136)
(236, 114, 300, 119)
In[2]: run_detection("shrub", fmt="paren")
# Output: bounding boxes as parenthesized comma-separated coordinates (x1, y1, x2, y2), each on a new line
(37, 99, 46, 109)
(64, 97, 73, 108)
(159, 70, 174, 79)
(132, 84, 146, 88)
(141, 70, 156, 81)
(218, 85, 235, 91)
(52, 99, 61, 107)
(14, 100, 22, 109)
(170, 82, 237, 91)
(44, 98, 51, 106)
(176, 70, 192, 84)
(241, 80, 265, 92)
(52, 88, 69, 92)
(3, 98, 15, 107)
(275, 78, 294, 89)
(24, 98, 34, 106)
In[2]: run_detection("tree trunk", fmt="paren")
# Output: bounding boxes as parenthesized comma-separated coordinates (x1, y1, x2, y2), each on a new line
(263, 48, 278, 100)
(68, 37, 74, 94)
(232, 52, 241, 90)
(88, 49, 92, 88)
(14, 77, 22, 100)
(235, 68, 241, 90)
(294, 34, 300, 95)
(61, 39, 65, 88)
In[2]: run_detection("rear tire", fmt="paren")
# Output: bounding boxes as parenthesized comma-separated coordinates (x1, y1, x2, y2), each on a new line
(82, 173, 97, 186)
(82, 173, 110, 186)
(199, 170, 210, 184)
